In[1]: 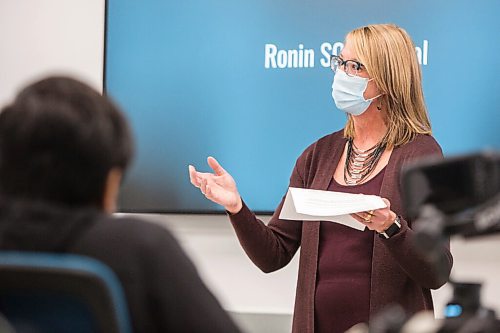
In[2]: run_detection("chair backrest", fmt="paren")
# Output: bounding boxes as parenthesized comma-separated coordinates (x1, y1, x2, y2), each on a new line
(0, 251, 132, 333)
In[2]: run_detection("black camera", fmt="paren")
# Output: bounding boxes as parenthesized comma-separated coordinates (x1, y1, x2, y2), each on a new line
(402, 151, 500, 237)
(358, 151, 500, 333)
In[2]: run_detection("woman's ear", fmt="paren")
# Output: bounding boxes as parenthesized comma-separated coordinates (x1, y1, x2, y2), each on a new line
(102, 168, 123, 213)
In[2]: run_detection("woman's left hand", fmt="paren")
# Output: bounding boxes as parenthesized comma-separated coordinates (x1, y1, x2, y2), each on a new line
(351, 198, 397, 233)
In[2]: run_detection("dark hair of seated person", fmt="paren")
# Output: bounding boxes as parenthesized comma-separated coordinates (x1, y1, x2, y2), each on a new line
(0, 76, 133, 207)
(0, 77, 241, 333)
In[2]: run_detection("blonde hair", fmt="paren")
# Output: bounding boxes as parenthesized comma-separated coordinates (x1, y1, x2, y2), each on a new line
(343, 24, 431, 148)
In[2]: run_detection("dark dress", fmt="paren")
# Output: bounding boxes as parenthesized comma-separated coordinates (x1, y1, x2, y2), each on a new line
(315, 168, 385, 333)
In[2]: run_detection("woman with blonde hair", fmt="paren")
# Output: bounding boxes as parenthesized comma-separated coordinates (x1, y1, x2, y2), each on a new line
(189, 23, 453, 333)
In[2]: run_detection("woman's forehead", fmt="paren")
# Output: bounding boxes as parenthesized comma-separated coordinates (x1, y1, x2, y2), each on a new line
(339, 42, 359, 61)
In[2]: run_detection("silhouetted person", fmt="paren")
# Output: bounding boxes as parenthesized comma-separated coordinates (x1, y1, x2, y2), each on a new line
(0, 76, 241, 333)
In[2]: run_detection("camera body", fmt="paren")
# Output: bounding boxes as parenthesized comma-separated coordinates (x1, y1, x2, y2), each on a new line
(402, 151, 500, 237)
(365, 151, 500, 333)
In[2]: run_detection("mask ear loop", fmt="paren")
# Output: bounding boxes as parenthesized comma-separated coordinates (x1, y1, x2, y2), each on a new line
(367, 93, 382, 101)
(365, 78, 383, 105)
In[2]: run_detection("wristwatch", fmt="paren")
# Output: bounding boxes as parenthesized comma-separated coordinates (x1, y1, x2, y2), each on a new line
(378, 216, 401, 239)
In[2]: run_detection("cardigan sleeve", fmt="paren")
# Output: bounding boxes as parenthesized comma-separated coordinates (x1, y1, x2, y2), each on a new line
(228, 150, 310, 273)
(379, 215, 452, 289)
(380, 135, 453, 289)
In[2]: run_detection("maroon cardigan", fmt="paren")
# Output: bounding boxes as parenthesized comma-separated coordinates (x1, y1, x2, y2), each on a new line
(229, 130, 453, 333)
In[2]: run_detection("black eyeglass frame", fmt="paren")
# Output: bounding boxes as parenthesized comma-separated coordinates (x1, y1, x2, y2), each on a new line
(330, 55, 366, 77)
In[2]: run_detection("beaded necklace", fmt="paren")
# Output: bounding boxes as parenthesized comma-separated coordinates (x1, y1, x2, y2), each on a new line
(343, 137, 387, 185)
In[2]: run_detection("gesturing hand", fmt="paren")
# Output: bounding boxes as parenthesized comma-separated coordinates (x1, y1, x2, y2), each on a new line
(188, 156, 243, 214)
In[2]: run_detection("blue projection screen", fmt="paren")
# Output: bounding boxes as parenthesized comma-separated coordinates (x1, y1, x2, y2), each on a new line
(105, 0, 500, 213)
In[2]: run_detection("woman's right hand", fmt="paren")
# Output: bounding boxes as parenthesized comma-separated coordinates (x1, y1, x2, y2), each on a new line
(188, 156, 243, 214)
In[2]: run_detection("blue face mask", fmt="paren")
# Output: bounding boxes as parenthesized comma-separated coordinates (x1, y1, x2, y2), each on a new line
(331, 69, 380, 116)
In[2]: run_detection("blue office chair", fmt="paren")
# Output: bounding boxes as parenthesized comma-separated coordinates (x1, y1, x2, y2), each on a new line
(0, 252, 132, 333)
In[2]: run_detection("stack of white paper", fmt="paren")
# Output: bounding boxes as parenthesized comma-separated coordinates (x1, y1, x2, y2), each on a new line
(279, 187, 387, 231)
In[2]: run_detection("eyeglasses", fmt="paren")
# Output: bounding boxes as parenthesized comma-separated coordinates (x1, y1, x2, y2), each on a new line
(330, 55, 365, 77)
